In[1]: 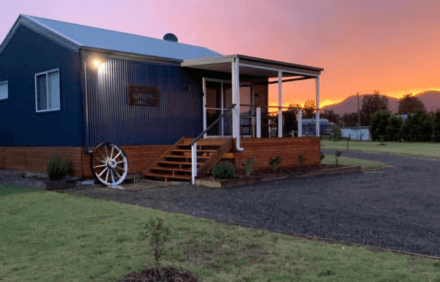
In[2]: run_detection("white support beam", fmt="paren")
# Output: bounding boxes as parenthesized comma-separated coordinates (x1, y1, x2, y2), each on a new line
(316, 76, 320, 137)
(233, 58, 243, 151)
(298, 109, 302, 137)
(202, 77, 207, 138)
(238, 62, 319, 78)
(191, 142, 197, 185)
(256, 107, 261, 138)
(278, 71, 283, 137)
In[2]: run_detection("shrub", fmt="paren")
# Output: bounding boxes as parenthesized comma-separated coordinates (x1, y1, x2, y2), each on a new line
(242, 158, 255, 176)
(298, 155, 304, 167)
(46, 152, 71, 181)
(335, 150, 342, 166)
(385, 115, 404, 141)
(212, 162, 236, 179)
(400, 110, 434, 142)
(332, 124, 342, 141)
(320, 151, 325, 161)
(269, 156, 282, 172)
(370, 110, 391, 141)
(434, 110, 440, 142)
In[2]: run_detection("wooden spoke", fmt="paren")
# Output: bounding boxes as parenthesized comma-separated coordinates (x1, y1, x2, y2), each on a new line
(105, 170, 109, 183)
(113, 151, 122, 160)
(110, 145, 115, 159)
(98, 167, 108, 177)
(94, 157, 106, 164)
(114, 169, 122, 179)
(110, 169, 115, 184)
(93, 164, 107, 168)
(104, 144, 109, 159)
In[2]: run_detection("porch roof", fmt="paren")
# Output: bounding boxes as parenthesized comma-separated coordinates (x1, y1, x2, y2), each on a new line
(181, 54, 324, 79)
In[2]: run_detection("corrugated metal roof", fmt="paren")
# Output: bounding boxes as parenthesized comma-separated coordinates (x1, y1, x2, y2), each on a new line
(23, 15, 222, 60)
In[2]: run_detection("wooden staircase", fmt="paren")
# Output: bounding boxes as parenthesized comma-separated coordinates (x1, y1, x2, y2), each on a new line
(143, 137, 234, 182)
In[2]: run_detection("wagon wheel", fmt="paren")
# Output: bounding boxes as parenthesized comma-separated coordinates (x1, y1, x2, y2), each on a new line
(90, 142, 128, 186)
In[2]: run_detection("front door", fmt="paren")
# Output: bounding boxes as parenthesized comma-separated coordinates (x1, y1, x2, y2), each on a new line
(204, 79, 253, 137)
(204, 80, 232, 137)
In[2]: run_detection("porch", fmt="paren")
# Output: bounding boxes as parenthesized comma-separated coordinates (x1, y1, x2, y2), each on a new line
(144, 54, 324, 184)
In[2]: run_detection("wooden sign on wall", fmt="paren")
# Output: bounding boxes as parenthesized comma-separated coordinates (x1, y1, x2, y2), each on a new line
(127, 85, 159, 107)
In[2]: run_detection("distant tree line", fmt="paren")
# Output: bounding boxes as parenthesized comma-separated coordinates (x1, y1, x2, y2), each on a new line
(319, 91, 440, 142)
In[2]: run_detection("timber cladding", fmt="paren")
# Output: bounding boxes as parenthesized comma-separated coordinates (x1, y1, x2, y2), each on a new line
(81, 145, 171, 178)
(234, 137, 321, 172)
(0, 147, 82, 176)
(0, 145, 171, 179)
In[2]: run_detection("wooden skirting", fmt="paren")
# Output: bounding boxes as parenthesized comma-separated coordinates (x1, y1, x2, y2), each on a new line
(0, 147, 83, 176)
(0, 145, 172, 179)
(0, 139, 319, 179)
(234, 137, 321, 172)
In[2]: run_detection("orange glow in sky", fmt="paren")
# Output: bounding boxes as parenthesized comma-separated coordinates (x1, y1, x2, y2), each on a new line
(1, 0, 439, 108)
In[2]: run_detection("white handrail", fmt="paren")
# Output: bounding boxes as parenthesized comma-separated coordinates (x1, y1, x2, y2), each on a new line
(256, 107, 261, 138)
(191, 141, 197, 185)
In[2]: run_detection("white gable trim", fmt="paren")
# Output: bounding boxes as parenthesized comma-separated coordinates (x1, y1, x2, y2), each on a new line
(0, 15, 82, 56)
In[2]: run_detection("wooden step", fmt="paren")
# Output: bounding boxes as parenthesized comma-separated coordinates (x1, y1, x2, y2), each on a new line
(144, 172, 190, 181)
(158, 161, 202, 167)
(150, 167, 191, 173)
(171, 149, 218, 153)
(164, 155, 209, 159)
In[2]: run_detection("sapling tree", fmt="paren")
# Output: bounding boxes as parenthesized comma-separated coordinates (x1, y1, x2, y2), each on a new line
(139, 216, 172, 270)
(298, 155, 304, 168)
(335, 150, 342, 166)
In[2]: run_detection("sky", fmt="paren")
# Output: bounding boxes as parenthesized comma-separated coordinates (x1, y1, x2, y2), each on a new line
(1, 0, 439, 108)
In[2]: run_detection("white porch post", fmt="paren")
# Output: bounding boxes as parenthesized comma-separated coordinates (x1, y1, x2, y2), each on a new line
(202, 77, 207, 138)
(233, 57, 243, 151)
(278, 71, 283, 137)
(298, 109, 302, 137)
(316, 76, 320, 137)
(256, 107, 261, 138)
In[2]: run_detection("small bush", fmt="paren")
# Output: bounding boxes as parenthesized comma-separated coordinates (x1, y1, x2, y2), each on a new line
(46, 152, 71, 181)
(298, 155, 304, 167)
(335, 150, 342, 166)
(212, 162, 236, 179)
(269, 156, 282, 172)
(242, 158, 255, 176)
(320, 151, 325, 161)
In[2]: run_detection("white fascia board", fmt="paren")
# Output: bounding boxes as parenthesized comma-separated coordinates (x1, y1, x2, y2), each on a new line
(0, 15, 82, 56)
(181, 55, 235, 67)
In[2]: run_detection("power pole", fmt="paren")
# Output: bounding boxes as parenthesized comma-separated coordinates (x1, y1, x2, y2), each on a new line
(357, 92, 361, 127)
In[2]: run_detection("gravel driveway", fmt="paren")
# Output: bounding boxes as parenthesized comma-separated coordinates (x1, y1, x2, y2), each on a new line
(60, 150, 440, 257)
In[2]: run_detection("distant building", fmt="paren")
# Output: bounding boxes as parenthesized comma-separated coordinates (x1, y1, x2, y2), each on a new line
(301, 118, 331, 136)
(341, 127, 370, 141)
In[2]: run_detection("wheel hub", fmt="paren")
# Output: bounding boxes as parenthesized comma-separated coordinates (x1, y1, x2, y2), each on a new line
(107, 159, 117, 169)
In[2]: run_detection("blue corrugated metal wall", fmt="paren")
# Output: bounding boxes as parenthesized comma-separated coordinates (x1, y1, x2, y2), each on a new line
(86, 56, 204, 146)
(0, 25, 83, 146)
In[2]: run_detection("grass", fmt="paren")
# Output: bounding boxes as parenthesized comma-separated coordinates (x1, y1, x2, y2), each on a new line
(321, 155, 386, 171)
(1, 183, 440, 282)
(321, 140, 440, 159)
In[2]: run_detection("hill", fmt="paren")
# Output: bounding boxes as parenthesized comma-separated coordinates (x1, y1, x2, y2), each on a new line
(321, 91, 440, 115)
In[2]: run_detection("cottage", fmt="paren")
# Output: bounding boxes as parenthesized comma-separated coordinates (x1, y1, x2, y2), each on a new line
(0, 15, 324, 185)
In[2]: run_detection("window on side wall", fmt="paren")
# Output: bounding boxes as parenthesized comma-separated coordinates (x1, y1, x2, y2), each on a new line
(0, 81, 7, 100)
(35, 69, 60, 112)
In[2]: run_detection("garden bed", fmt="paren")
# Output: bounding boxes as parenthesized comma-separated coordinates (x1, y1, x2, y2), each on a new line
(0, 170, 80, 190)
(196, 164, 361, 188)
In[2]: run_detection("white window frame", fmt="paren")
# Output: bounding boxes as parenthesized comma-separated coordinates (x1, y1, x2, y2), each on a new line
(35, 68, 61, 113)
(0, 80, 8, 101)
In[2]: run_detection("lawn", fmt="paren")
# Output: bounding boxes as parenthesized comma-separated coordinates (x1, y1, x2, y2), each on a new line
(321, 154, 386, 171)
(1, 184, 440, 282)
(321, 139, 440, 159)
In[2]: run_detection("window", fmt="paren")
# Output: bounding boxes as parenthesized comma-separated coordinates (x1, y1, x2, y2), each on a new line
(35, 69, 60, 112)
(0, 81, 7, 100)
